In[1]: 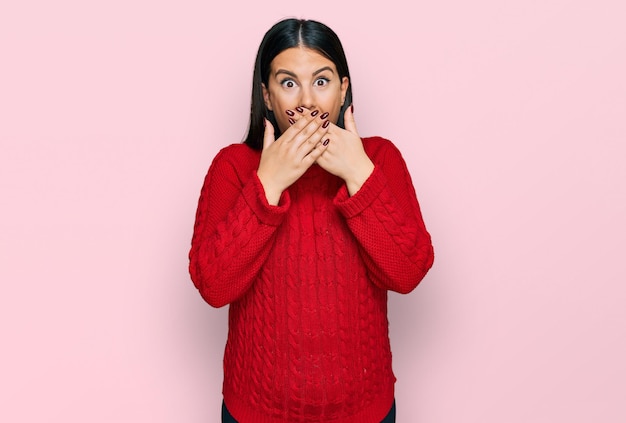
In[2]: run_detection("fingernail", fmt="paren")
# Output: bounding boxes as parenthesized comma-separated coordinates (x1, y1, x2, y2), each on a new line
(289, 118, 295, 125)
(323, 139, 329, 146)
(296, 107, 304, 113)
(351, 104, 354, 113)
(320, 112, 329, 119)
(322, 120, 330, 129)
(263, 119, 266, 127)
(286, 109, 295, 116)
(311, 110, 319, 117)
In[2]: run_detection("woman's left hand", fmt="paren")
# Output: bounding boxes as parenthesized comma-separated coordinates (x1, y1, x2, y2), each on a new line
(316, 105, 375, 196)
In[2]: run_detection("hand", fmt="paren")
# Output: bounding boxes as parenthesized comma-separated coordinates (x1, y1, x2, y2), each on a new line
(315, 106, 374, 196)
(256, 110, 330, 205)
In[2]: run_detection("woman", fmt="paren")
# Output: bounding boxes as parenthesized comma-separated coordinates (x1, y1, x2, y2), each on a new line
(189, 18, 434, 423)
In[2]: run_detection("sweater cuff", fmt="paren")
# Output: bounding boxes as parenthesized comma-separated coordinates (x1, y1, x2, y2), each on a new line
(242, 172, 290, 226)
(334, 165, 386, 218)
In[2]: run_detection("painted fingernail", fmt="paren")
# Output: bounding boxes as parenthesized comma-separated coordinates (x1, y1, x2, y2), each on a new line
(263, 119, 266, 127)
(311, 110, 319, 117)
(320, 112, 329, 119)
(322, 120, 330, 129)
(289, 118, 295, 125)
(286, 109, 295, 116)
(323, 139, 330, 146)
(351, 104, 354, 113)
(296, 107, 304, 113)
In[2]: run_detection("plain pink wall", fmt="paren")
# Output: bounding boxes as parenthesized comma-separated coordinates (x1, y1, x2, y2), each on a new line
(1, 1, 625, 422)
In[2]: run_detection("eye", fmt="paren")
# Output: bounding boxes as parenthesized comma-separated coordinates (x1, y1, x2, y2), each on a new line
(314, 77, 330, 87)
(280, 78, 297, 88)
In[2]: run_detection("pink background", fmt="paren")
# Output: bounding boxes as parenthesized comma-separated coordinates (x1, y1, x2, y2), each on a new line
(1, 1, 625, 421)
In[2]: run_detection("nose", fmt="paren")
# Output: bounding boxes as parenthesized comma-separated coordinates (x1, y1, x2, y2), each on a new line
(299, 86, 315, 110)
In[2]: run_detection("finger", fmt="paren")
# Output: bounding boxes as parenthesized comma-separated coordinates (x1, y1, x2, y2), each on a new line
(262, 118, 275, 150)
(293, 112, 330, 154)
(287, 110, 325, 149)
(296, 126, 327, 157)
(286, 109, 304, 126)
(295, 106, 310, 115)
(281, 109, 319, 143)
(343, 104, 358, 135)
(302, 138, 330, 166)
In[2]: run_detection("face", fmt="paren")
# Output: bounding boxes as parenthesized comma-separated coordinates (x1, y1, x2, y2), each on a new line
(262, 47, 349, 133)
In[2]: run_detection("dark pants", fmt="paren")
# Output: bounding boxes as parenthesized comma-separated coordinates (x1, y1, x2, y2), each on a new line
(222, 399, 396, 422)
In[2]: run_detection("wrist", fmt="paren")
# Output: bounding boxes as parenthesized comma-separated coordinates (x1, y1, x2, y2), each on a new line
(256, 171, 284, 206)
(345, 160, 374, 196)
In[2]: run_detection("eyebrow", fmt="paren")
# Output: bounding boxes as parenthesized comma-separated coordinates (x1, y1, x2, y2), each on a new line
(274, 66, 335, 78)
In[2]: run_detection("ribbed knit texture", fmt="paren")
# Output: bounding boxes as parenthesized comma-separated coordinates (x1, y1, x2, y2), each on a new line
(189, 137, 434, 422)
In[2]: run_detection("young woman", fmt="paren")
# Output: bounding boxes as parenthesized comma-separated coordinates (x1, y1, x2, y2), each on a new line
(189, 18, 434, 423)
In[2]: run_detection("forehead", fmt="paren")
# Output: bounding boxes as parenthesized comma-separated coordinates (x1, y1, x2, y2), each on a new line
(270, 47, 337, 75)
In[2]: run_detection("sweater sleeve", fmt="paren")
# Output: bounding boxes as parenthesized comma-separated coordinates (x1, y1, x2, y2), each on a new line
(188, 147, 290, 307)
(333, 138, 434, 294)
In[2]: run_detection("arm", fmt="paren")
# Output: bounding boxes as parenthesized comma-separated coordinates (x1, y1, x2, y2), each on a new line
(188, 148, 290, 307)
(334, 139, 434, 294)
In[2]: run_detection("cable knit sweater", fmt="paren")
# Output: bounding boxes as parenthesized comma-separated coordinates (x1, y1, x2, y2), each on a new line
(189, 136, 434, 423)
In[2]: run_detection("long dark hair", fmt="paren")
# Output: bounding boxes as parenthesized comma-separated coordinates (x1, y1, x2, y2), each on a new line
(244, 18, 353, 150)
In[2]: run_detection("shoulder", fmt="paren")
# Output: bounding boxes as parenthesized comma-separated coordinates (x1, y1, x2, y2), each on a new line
(209, 143, 260, 171)
(213, 143, 260, 163)
(362, 136, 405, 163)
(202, 143, 261, 186)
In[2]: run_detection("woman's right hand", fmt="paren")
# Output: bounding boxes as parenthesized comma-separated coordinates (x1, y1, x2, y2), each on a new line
(256, 110, 330, 205)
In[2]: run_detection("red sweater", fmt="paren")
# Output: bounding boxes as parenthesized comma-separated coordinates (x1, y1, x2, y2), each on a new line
(189, 136, 434, 422)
